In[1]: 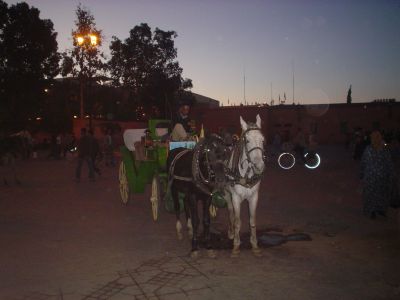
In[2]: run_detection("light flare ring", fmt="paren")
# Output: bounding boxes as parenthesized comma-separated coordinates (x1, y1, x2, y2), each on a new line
(278, 152, 295, 170)
(304, 152, 321, 169)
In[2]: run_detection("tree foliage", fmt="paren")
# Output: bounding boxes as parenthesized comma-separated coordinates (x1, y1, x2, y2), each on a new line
(108, 23, 192, 119)
(0, 1, 59, 128)
(60, 4, 106, 119)
(347, 85, 352, 104)
(61, 4, 105, 80)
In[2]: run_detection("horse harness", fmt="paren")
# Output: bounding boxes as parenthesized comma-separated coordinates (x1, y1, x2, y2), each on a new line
(168, 140, 217, 196)
(225, 126, 266, 188)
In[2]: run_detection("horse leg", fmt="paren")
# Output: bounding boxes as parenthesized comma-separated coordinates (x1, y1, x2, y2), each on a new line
(249, 192, 262, 257)
(172, 185, 183, 240)
(203, 196, 216, 258)
(5, 154, 17, 186)
(188, 193, 200, 258)
(226, 191, 235, 240)
(184, 193, 193, 238)
(231, 194, 242, 258)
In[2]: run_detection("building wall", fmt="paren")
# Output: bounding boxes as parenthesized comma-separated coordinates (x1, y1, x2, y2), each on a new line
(192, 102, 400, 144)
(192, 106, 269, 138)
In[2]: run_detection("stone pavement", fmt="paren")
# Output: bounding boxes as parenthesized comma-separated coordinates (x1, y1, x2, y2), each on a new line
(1, 146, 399, 299)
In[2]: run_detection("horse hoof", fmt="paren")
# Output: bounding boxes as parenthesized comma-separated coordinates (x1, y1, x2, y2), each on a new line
(252, 248, 263, 257)
(207, 249, 217, 258)
(231, 249, 240, 258)
(176, 221, 183, 240)
(190, 250, 199, 259)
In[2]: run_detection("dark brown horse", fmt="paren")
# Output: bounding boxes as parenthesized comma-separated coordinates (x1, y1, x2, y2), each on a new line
(167, 135, 228, 258)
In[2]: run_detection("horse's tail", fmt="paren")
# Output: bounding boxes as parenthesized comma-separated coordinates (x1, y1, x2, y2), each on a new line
(166, 148, 185, 217)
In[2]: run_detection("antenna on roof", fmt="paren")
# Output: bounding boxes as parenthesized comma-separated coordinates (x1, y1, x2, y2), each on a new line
(243, 67, 246, 104)
(271, 82, 273, 103)
(292, 60, 295, 105)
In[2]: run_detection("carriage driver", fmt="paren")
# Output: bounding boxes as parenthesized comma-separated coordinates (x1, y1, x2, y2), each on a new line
(171, 100, 195, 141)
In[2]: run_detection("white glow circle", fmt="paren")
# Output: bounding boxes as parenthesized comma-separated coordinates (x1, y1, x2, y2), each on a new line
(278, 152, 295, 170)
(304, 153, 321, 169)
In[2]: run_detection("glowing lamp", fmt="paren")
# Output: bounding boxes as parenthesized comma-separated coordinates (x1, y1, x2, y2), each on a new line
(89, 34, 97, 46)
(76, 36, 84, 45)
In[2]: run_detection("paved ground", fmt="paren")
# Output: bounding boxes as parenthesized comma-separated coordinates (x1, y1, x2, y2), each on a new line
(0, 146, 399, 300)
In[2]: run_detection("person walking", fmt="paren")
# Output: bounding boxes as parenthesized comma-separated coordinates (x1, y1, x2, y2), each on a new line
(75, 128, 95, 182)
(360, 131, 395, 219)
(104, 129, 115, 167)
(55, 133, 62, 159)
(293, 128, 306, 161)
(88, 129, 101, 176)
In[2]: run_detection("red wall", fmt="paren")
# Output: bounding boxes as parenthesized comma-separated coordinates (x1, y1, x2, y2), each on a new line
(192, 102, 400, 144)
(71, 102, 400, 145)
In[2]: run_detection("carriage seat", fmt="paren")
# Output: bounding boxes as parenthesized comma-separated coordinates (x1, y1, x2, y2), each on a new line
(123, 129, 147, 151)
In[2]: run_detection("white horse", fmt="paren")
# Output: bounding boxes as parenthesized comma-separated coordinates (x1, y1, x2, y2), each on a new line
(225, 114, 265, 257)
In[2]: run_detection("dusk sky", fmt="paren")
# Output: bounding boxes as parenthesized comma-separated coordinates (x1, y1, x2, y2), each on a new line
(6, 0, 400, 105)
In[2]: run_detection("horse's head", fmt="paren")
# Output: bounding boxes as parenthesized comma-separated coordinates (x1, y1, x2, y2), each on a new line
(240, 114, 265, 174)
(200, 134, 229, 190)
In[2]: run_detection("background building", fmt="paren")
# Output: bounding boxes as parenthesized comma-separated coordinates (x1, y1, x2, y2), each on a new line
(192, 101, 400, 144)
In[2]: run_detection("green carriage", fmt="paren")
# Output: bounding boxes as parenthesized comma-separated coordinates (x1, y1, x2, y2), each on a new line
(118, 119, 225, 220)
(118, 119, 197, 220)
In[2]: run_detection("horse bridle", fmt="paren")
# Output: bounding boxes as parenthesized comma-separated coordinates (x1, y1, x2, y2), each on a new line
(226, 126, 265, 188)
(192, 135, 227, 195)
(240, 127, 266, 174)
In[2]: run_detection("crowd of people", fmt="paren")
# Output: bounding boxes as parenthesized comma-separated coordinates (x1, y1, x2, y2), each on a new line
(271, 128, 317, 159)
(270, 126, 399, 220)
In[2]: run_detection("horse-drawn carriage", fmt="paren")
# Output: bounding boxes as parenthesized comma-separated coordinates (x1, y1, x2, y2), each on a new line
(118, 115, 321, 257)
(118, 115, 269, 257)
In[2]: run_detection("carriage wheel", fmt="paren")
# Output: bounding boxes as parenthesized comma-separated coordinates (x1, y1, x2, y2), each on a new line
(119, 161, 131, 204)
(278, 152, 295, 170)
(150, 174, 161, 221)
(304, 152, 321, 169)
(209, 204, 218, 218)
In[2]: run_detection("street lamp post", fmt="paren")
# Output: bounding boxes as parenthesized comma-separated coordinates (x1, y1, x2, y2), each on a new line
(75, 33, 98, 120)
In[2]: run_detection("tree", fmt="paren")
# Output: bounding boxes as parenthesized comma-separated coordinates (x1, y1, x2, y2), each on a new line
(347, 85, 352, 104)
(61, 4, 105, 118)
(0, 1, 59, 129)
(108, 23, 192, 119)
(0, 0, 9, 94)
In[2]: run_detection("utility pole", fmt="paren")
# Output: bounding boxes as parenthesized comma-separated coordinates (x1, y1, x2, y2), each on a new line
(270, 82, 273, 104)
(243, 67, 246, 104)
(292, 60, 295, 105)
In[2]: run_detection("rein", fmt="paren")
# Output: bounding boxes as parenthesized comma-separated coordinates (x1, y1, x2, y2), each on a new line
(169, 149, 192, 182)
(225, 127, 265, 188)
(192, 140, 214, 195)
(168, 138, 220, 196)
